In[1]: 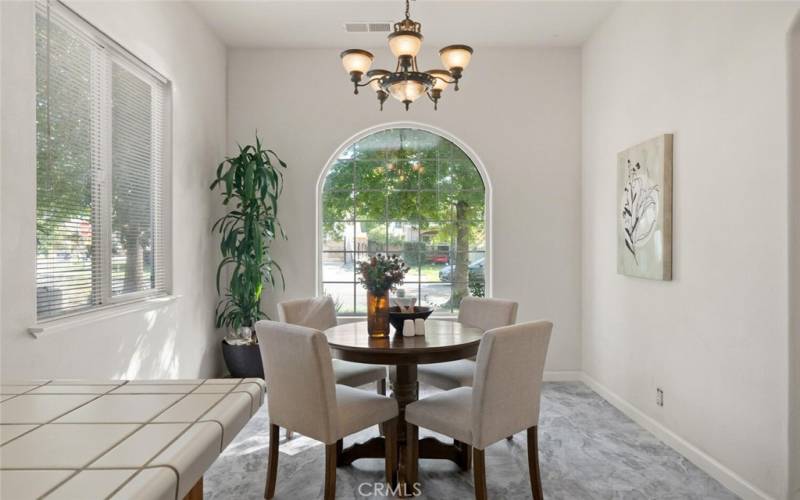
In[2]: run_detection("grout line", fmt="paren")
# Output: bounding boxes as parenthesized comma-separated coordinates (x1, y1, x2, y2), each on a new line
(37, 380, 207, 499)
(0, 380, 122, 448)
(12, 390, 251, 396)
(0, 380, 53, 403)
(101, 379, 246, 500)
(0, 378, 264, 499)
(0, 465, 175, 471)
(200, 419, 226, 452)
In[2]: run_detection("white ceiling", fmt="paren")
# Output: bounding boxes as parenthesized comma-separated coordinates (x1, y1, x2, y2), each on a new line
(189, 1, 619, 48)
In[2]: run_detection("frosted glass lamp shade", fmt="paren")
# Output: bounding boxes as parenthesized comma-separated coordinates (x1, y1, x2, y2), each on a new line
(388, 80, 425, 103)
(367, 70, 390, 92)
(439, 45, 473, 70)
(426, 70, 451, 91)
(340, 49, 374, 75)
(388, 31, 423, 58)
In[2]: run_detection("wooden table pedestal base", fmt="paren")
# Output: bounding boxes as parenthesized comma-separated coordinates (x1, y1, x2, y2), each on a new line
(336, 363, 471, 483)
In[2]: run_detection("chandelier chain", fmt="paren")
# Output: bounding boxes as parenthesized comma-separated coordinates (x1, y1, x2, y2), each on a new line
(405, 0, 411, 20)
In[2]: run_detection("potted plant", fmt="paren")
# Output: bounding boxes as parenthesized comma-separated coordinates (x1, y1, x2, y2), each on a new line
(357, 254, 409, 337)
(210, 136, 286, 378)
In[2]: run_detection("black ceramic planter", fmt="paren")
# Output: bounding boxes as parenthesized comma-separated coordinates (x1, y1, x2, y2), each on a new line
(221, 341, 264, 379)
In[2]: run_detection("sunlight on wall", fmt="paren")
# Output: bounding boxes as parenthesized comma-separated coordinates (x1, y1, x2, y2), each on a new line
(112, 306, 180, 380)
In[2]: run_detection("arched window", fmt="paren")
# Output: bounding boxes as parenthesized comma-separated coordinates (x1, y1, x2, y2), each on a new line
(319, 126, 488, 316)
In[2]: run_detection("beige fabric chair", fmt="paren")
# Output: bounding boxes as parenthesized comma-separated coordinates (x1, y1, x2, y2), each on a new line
(256, 320, 399, 500)
(417, 297, 518, 390)
(405, 320, 552, 500)
(277, 296, 388, 441)
(278, 297, 387, 391)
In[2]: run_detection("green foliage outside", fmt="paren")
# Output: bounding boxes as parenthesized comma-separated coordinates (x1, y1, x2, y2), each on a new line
(322, 128, 485, 306)
(35, 14, 160, 307)
(36, 15, 93, 254)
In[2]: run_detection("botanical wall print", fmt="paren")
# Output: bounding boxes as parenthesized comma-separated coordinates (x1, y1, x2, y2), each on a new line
(617, 134, 673, 280)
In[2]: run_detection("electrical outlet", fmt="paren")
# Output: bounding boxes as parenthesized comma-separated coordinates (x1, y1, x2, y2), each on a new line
(656, 388, 664, 407)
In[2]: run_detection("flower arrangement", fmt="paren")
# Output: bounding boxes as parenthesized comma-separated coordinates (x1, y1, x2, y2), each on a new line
(357, 254, 410, 294)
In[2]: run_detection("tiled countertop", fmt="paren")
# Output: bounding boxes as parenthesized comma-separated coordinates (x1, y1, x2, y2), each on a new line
(0, 378, 266, 499)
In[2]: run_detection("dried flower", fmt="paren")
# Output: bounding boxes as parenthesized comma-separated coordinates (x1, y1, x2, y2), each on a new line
(356, 253, 410, 295)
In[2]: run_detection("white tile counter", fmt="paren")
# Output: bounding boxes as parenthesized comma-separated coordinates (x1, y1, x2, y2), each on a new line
(0, 378, 265, 499)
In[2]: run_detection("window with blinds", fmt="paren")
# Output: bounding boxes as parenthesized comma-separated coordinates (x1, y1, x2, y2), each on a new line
(35, 0, 169, 320)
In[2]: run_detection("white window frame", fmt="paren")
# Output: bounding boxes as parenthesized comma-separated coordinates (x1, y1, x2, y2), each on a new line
(32, 0, 173, 327)
(315, 122, 492, 317)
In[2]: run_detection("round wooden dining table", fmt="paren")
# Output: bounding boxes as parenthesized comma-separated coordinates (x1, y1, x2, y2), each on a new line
(323, 319, 484, 480)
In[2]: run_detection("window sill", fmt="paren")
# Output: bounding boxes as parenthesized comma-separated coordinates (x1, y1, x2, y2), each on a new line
(28, 294, 180, 339)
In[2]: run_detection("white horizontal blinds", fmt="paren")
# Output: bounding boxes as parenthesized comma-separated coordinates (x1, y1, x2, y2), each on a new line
(110, 61, 166, 296)
(35, 4, 104, 318)
(35, 0, 169, 320)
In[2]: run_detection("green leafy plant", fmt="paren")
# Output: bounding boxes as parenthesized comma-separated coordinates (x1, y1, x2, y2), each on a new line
(211, 136, 286, 336)
(357, 254, 410, 295)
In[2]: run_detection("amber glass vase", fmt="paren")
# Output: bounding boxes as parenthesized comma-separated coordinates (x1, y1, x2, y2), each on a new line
(367, 290, 391, 338)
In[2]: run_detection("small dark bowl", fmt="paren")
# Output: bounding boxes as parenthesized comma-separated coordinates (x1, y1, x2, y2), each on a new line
(389, 306, 434, 335)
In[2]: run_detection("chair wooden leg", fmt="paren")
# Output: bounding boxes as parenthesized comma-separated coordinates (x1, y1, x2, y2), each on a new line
(473, 448, 487, 500)
(406, 423, 419, 490)
(377, 378, 386, 395)
(324, 443, 337, 500)
(265, 424, 279, 499)
(527, 426, 543, 500)
(384, 418, 398, 488)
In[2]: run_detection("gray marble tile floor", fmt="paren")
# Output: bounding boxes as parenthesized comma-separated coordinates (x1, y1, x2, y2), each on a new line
(204, 382, 738, 499)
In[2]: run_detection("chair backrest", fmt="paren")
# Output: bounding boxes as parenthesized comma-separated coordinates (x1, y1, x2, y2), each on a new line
(458, 297, 518, 333)
(277, 296, 338, 331)
(470, 320, 552, 449)
(255, 320, 339, 444)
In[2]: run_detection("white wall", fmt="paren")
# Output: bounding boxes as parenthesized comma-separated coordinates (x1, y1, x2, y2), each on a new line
(0, 1, 227, 380)
(582, 2, 798, 499)
(789, 14, 800, 500)
(227, 47, 583, 373)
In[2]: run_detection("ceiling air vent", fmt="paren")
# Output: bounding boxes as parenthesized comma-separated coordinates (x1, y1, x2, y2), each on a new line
(344, 22, 392, 33)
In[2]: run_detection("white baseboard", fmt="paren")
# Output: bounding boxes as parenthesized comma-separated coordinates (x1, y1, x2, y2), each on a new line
(579, 372, 776, 500)
(542, 370, 583, 381)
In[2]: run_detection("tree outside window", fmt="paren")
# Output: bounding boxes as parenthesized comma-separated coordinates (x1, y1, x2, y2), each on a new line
(321, 128, 486, 315)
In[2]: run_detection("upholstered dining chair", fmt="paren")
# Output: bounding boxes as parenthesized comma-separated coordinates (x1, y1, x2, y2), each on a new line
(278, 297, 387, 392)
(278, 296, 388, 439)
(417, 297, 518, 391)
(256, 320, 399, 500)
(405, 320, 552, 500)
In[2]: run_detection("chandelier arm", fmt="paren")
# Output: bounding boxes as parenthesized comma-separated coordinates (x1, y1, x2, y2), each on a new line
(434, 76, 457, 85)
(354, 76, 386, 88)
(340, 0, 469, 110)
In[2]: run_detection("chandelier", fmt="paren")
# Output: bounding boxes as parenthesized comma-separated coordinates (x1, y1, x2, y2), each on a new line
(339, 0, 473, 111)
